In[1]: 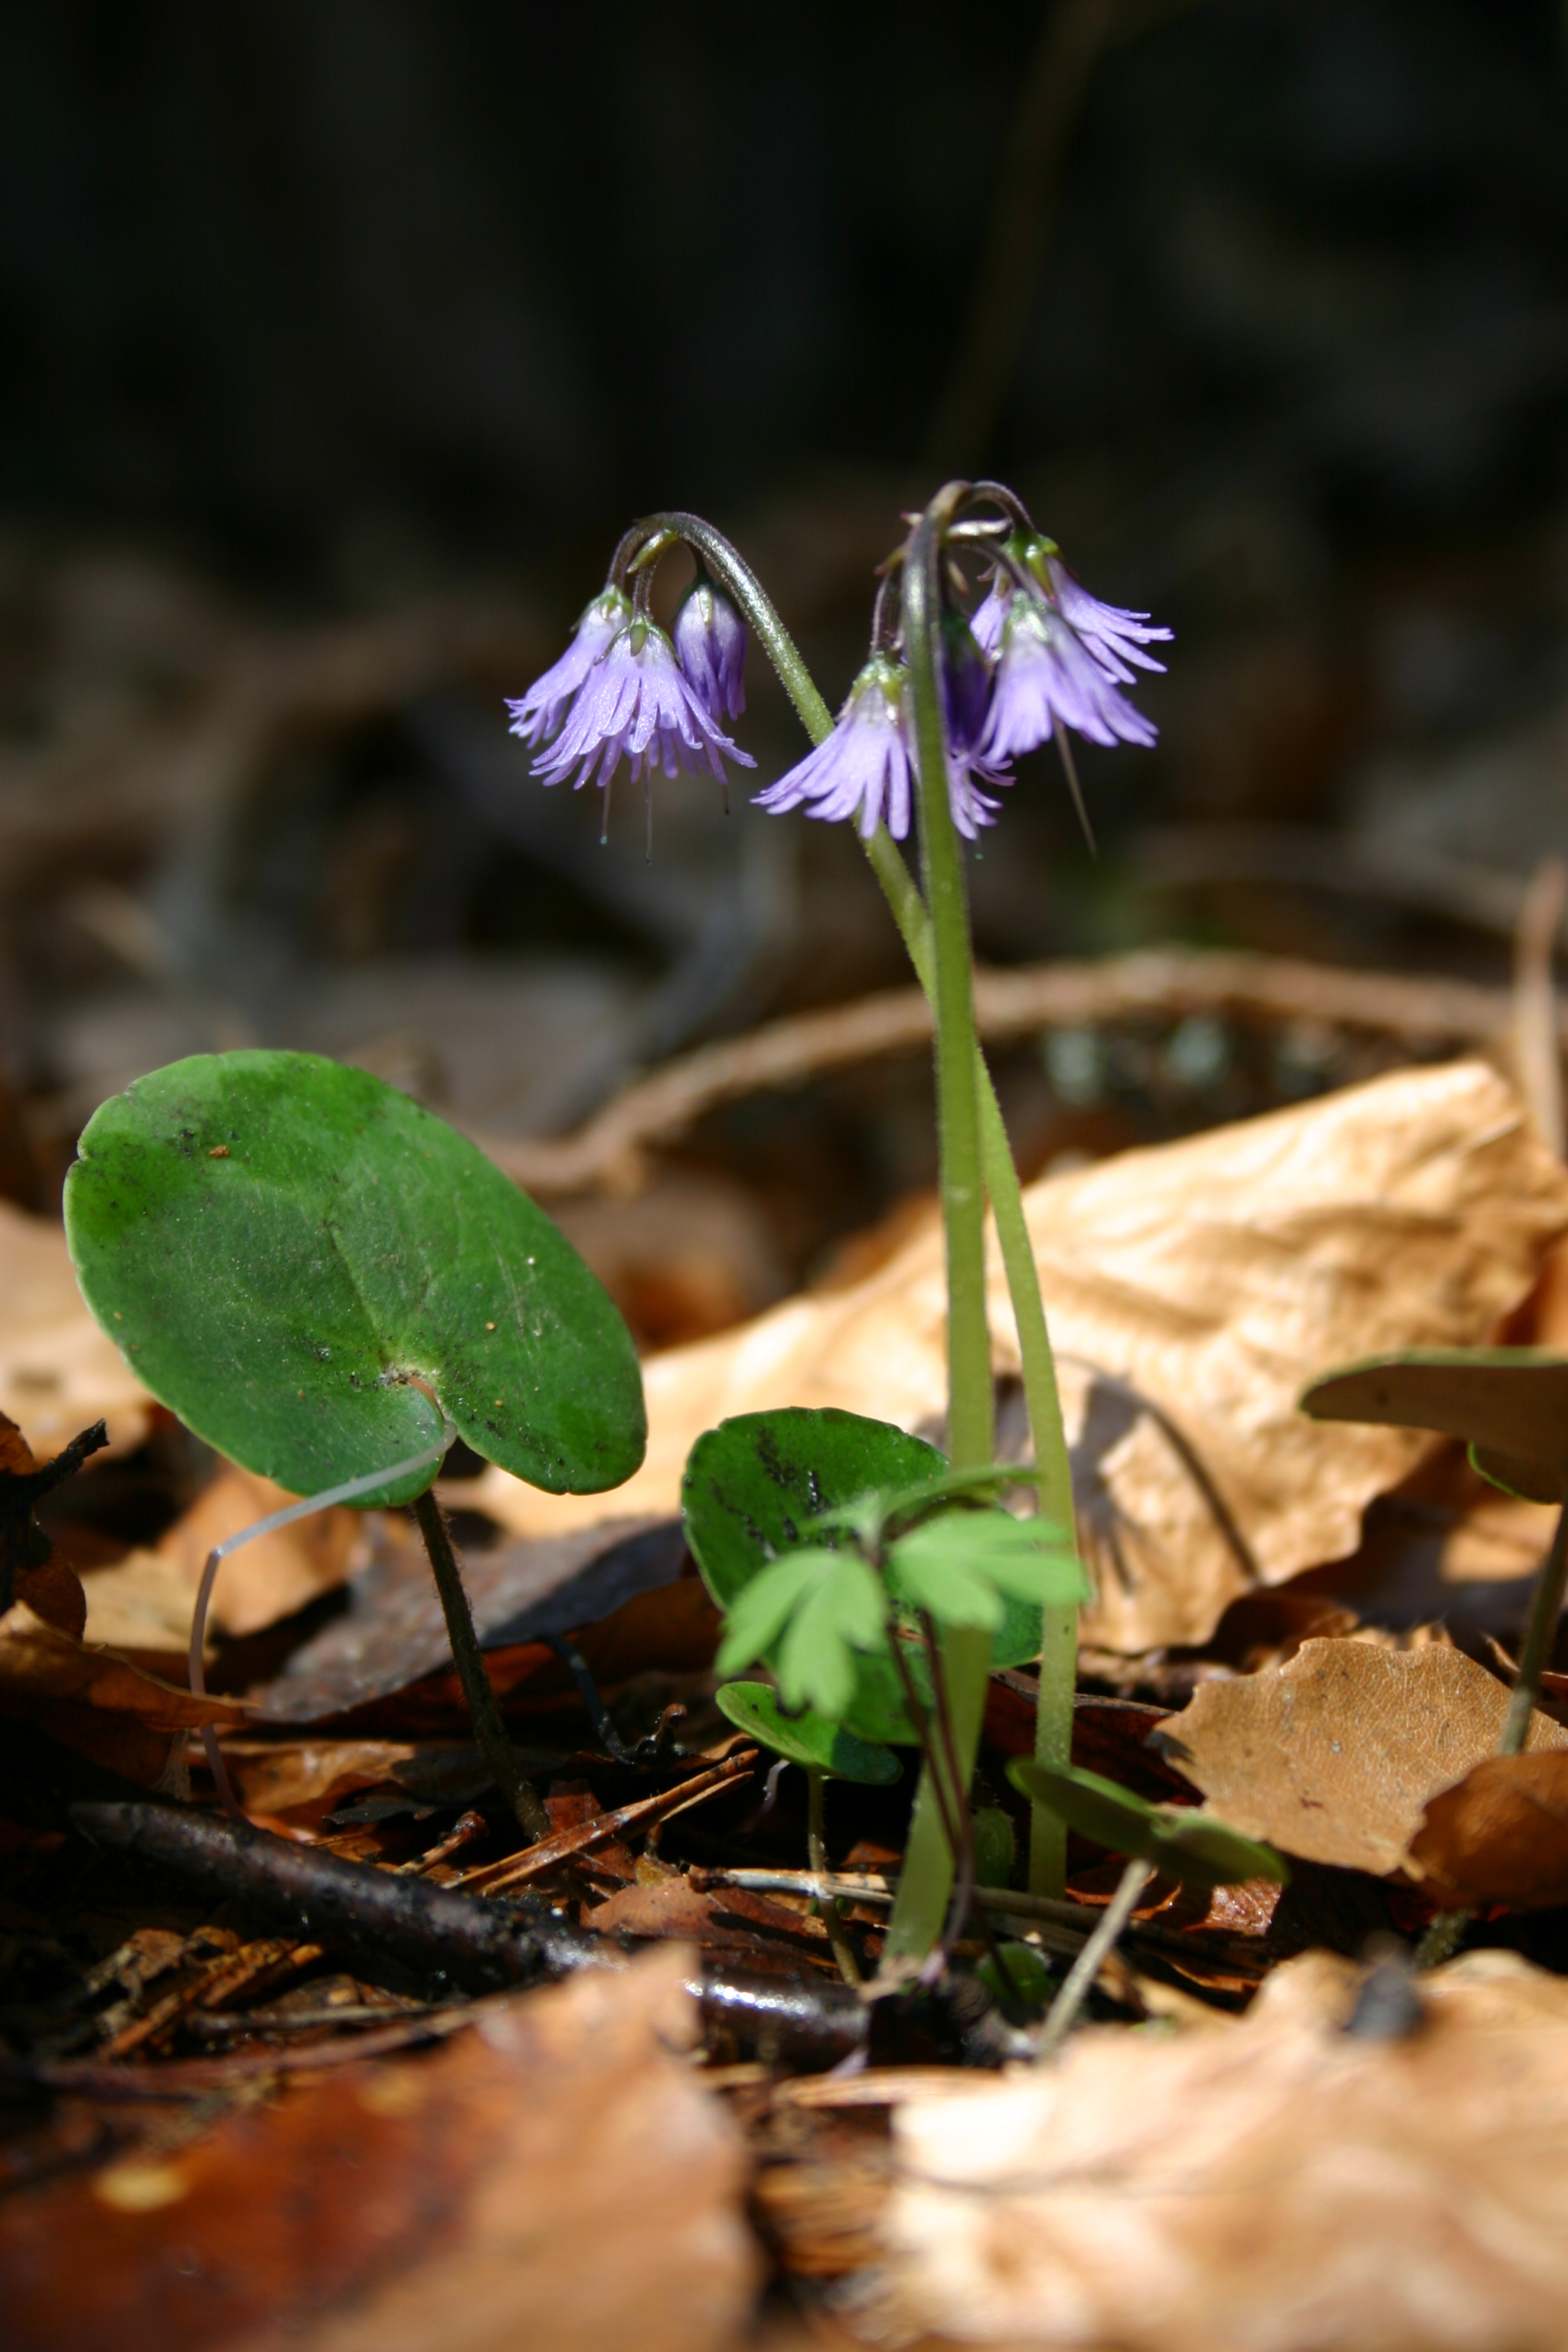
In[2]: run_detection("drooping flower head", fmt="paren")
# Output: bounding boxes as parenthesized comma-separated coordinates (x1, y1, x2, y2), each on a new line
(982, 596, 1158, 761)
(755, 656, 910, 840)
(755, 653, 1004, 844)
(673, 573, 747, 723)
(506, 586, 632, 749)
(978, 532, 1170, 766)
(531, 617, 754, 794)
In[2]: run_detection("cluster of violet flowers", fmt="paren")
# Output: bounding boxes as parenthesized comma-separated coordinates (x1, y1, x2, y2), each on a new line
(509, 510, 1170, 848)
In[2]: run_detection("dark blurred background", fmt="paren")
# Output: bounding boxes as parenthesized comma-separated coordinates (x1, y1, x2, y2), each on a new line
(2, 0, 1566, 1337)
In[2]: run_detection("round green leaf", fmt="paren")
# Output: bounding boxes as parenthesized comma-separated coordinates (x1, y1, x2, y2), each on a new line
(1008, 1759, 1289, 1890)
(714, 1682, 900, 1784)
(64, 1051, 646, 1508)
(683, 1407, 946, 1612)
(1300, 1349, 1568, 1489)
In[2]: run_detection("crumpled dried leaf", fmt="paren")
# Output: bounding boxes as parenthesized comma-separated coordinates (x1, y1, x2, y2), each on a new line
(0, 1945, 758, 2352)
(81, 1462, 371, 1654)
(1408, 1749, 1568, 1908)
(871, 1946, 1568, 2352)
(245, 1515, 691, 1723)
(467, 1062, 1568, 1649)
(0, 1197, 151, 1459)
(0, 1599, 245, 1788)
(1155, 1636, 1568, 1874)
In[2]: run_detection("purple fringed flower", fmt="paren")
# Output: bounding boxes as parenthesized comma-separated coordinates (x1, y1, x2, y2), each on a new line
(939, 611, 992, 765)
(981, 596, 1160, 762)
(673, 577, 747, 722)
(531, 619, 754, 792)
(754, 655, 1004, 843)
(506, 586, 632, 748)
(1041, 554, 1171, 684)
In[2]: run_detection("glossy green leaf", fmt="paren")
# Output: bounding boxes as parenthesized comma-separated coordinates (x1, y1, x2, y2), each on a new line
(1300, 1349, 1568, 1500)
(714, 1682, 900, 1784)
(64, 1051, 646, 1508)
(683, 1408, 947, 1613)
(1008, 1759, 1289, 1890)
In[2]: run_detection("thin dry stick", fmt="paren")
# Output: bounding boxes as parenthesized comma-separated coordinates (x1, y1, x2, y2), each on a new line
(1514, 857, 1568, 1156)
(475, 949, 1540, 1198)
(806, 1769, 862, 1990)
(411, 1488, 550, 1841)
(1034, 1856, 1154, 2061)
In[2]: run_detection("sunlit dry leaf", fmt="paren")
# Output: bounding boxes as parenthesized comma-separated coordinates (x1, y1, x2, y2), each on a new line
(82, 1462, 371, 1655)
(0, 1599, 245, 1788)
(0, 1947, 757, 2352)
(871, 1947, 1568, 2352)
(469, 1063, 1568, 1649)
(1408, 1750, 1568, 1908)
(0, 1197, 151, 1459)
(1155, 1636, 1568, 1874)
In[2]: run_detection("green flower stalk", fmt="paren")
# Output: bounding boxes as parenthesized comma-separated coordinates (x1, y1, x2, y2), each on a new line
(508, 489, 1171, 1945)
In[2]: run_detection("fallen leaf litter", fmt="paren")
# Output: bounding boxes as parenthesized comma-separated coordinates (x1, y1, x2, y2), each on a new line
(9, 1057, 1568, 2349)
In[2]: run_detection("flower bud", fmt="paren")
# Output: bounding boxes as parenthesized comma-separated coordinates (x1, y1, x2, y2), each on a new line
(673, 576, 747, 723)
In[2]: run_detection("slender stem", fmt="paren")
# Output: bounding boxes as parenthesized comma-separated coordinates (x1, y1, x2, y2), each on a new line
(806, 1769, 861, 1989)
(629, 511, 835, 747)
(1501, 1499, 1568, 1754)
(865, 825, 1076, 1896)
(411, 1490, 550, 1841)
(1034, 1856, 1152, 2062)
(878, 485, 998, 1966)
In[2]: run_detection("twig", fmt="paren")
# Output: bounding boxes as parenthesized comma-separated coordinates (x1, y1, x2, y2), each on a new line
(412, 1489, 551, 1841)
(1514, 857, 1567, 1155)
(691, 1865, 1271, 1978)
(65, 1803, 871, 2073)
(1034, 1856, 1154, 2060)
(454, 1749, 759, 1893)
(475, 949, 1540, 1197)
(71, 1801, 599, 1992)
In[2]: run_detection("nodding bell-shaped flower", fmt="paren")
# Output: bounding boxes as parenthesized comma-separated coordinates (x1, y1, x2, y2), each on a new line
(756, 655, 911, 840)
(1038, 552, 1171, 684)
(506, 585, 632, 748)
(531, 616, 754, 793)
(939, 610, 994, 766)
(673, 575, 747, 723)
(982, 594, 1158, 762)
(755, 653, 1004, 844)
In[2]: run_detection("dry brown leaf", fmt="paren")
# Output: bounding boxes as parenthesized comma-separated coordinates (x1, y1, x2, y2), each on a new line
(81, 1462, 371, 1654)
(1408, 1749, 1568, 1908)
(1155, 1636, 1568, 1874)
(869, 1946, 1568, 2352)
(0, 1599, 246, 1788)
(0, 1197, 151, 1458)
(468, 1061, 1568, 1649)
(0, 1946, 758, 2352)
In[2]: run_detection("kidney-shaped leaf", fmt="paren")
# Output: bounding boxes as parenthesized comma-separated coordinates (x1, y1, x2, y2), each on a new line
(64, 1053, 646, 1508)
(714, 1681, 900, 1785)
(1301, 1349, 1568, 1502)
(1008, 1758, 1289, 1891)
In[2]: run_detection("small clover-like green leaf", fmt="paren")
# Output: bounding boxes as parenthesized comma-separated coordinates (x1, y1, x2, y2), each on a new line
(888, 1509, 1086, 1631)
(1008, 1759, 1289, 1891)
(714, 1682, 900, 1785)
(714, 1549, 839, 1679)
(64, 1051, 645, 1508)
(773, 1552, 889, 1720)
